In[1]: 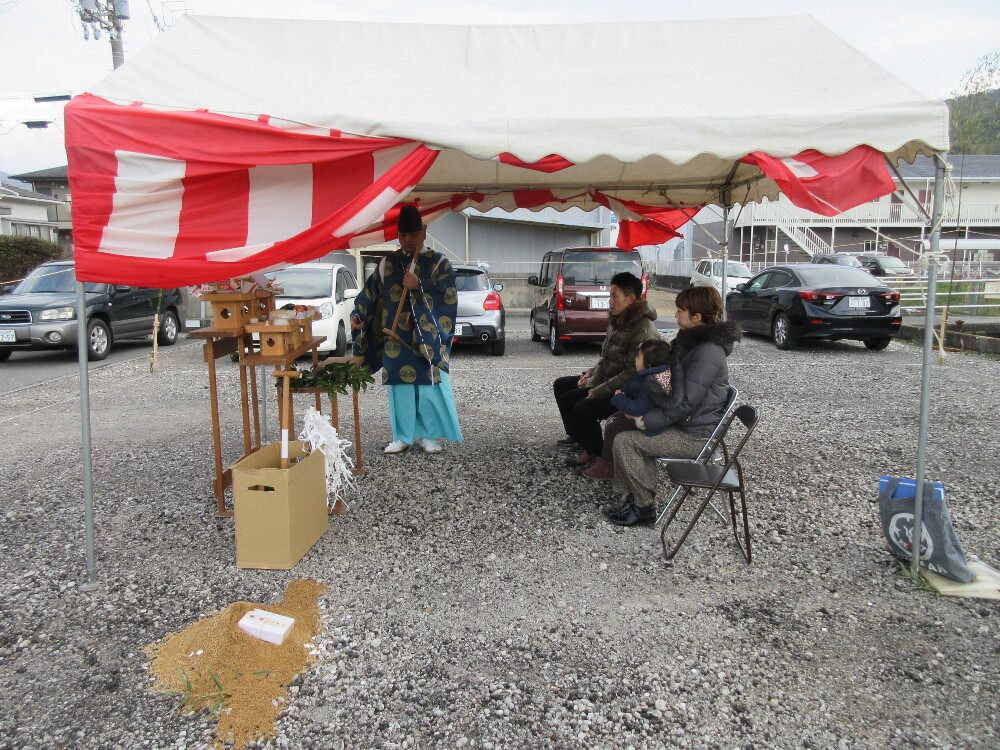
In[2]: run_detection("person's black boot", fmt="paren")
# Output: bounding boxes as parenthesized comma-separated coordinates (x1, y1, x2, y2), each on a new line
(557, 435, 578, 447)
(606, 501, 655, 527)
(604, 496, 633, 517)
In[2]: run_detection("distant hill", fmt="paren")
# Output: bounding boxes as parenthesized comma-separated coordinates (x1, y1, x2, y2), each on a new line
(949, 88, 1000, 154)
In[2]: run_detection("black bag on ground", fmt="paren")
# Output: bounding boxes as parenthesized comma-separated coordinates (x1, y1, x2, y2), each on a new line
(877, 476, 975, 583)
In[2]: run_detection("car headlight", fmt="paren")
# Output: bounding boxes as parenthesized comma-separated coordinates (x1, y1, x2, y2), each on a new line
(317, 302, 334, 319)
(40, 306, 75, 321)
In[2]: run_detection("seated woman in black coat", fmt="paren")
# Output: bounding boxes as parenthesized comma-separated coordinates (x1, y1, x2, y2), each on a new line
(605, 286, 742, 527)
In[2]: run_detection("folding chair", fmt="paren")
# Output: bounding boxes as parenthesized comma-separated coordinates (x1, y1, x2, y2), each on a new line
(654, 385, 739, 527)
(659, 404, 759, 563)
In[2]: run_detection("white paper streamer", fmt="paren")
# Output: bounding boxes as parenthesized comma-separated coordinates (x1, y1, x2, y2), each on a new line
(297, 406, 356, 508)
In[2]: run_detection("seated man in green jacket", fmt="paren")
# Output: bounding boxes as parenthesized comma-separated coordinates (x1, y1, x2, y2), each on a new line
(552, 271, 659, 469)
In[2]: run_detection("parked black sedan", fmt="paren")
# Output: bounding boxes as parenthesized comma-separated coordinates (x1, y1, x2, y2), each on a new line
(726, 264, 901, 351)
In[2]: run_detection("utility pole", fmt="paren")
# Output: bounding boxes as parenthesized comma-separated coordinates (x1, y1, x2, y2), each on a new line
(78, 1, 131, 70)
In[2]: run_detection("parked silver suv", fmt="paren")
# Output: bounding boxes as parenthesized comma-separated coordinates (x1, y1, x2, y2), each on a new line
(0, 260, 183, 361)
(452, 262, 505, 356)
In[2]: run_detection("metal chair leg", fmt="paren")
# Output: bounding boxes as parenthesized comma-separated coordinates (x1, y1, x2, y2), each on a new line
(661, 486, 724, 561)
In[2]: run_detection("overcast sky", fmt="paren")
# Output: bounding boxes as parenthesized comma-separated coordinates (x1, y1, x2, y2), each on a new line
(2, 0, 998, 176)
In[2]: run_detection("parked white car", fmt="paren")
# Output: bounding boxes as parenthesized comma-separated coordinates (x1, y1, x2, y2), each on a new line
(690, 259, 753, 295)
(267, 262, 359, 355)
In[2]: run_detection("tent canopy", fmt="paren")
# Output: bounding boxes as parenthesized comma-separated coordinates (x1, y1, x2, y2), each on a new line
(86, 14, 947, 208)
(67, 14, 949, 286)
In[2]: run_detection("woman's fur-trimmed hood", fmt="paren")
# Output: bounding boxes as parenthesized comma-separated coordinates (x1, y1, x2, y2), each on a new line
(672, 319, 742, 357)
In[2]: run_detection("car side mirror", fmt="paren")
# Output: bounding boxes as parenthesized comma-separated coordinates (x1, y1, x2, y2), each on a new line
(0, 284, 13, 295)
(114, 285, 132, 292)
(527, 275, 538, 286)
(735, 283, 746, 292)
(493, 283, 504, 292)
(344, 288, 359, 301)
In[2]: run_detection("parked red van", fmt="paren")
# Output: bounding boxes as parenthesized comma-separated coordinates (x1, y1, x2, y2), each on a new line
(527, 246, 646, 355)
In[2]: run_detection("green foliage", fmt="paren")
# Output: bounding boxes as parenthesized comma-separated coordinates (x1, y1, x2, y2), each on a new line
(897, 560, 939, 597)
(0, 235, 63, 286)
(281, 361, 375, 398)
(948, 51, 1000, 155)
(176, 668, 230, 714)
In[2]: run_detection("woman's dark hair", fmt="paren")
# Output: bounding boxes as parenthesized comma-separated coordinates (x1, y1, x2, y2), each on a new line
(639, 338, 672, 368)
(610, 271, 643, 299)
(675, 286, 723, 324)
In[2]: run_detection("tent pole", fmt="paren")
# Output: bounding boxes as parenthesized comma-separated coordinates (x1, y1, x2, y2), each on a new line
(76, 282, 99, 591)
(720, 204, 730, 320)
(911, 152, 947, 575)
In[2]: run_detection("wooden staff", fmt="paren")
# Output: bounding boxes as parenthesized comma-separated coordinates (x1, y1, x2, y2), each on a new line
(383, 251, 419, 344)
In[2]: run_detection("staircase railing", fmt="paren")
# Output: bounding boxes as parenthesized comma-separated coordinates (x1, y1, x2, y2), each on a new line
(769, 202, 831, 258)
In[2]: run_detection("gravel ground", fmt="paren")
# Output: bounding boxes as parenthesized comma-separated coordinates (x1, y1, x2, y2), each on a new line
(1, 316, 998, 750)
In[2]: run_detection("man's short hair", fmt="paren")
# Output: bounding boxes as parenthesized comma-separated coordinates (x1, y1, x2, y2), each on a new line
(675, 285, 723, 324)
(639, 338, 672, 368)
(611, 271, 643, 299)
(397, 204, 423, 233)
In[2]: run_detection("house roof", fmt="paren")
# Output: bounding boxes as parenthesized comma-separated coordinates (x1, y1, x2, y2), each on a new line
(0, 183, 62, 202)
(10, 166, 68, 182)
(895, 155, 1000, 180)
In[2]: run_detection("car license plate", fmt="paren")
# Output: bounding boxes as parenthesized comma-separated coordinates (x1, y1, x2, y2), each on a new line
(454, 324, 465, 337)
(848, 296, 870, 309)
(0, 329, 15, 343)
(590, 297, 610, 310)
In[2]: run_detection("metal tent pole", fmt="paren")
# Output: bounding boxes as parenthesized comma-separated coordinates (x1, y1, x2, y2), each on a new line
(911, 153, 947, 575)
(76, 282, 98, 591)
(720, 205, 730, 320)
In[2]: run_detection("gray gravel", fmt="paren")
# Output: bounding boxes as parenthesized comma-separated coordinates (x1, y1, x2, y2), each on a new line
(1, 322, 998, 750)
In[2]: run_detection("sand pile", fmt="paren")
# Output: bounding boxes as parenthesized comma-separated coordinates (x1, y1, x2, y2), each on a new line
(144, 579, 326, 749)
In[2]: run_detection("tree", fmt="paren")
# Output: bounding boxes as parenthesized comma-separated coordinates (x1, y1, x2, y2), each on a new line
(0, 235, 62, 286)
(949, 50, 1000, 155)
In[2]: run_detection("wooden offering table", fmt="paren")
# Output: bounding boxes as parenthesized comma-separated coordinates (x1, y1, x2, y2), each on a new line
(187, 325, 262, 517)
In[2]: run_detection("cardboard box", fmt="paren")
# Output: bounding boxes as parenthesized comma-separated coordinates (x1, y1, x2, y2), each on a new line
(231, 441, 328, 569)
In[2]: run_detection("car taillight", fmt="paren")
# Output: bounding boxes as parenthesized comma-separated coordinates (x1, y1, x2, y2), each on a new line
(483, 291, 502, 311)
(880, 291, 900, 304)
(641, 274, 649, 299)
(556, 275, 565, 311)
(797, 290, 842, 303)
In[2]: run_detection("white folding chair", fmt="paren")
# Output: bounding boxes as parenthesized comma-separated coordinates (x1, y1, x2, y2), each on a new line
(654, 385, 739, 527)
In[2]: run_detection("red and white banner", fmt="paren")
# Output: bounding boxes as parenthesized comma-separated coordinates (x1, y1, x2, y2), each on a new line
(739, 145, 896, 217)
(591, 193, 697, 249)
(66, 95, 439, 287)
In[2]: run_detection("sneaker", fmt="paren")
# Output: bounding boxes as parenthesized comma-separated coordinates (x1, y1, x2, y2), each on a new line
(419, 439, 443, 454)
(384, 440, 410, 454)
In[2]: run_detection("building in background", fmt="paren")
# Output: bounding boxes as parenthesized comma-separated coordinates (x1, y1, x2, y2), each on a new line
(0, 181, 63, 247)
(731, 155, 1000, 267)
(7, 166, 72, 252)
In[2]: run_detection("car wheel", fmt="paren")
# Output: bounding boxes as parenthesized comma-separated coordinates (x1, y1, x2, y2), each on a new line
(771, 313, 796, 351)
(530, 313, 543, 342)
(490, 338, 505, 356)
(549, 322, 564, 355)
(156, 309, 180, 345)
(0, 350, 11, 362)
(334, 322, 347, 356)
(87, 319, 112, 361)
(864, 336, 892, 351)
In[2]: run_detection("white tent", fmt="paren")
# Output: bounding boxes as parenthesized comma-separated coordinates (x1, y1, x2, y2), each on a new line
(82, 14, 947, 211)
(68, 14, 950, 584)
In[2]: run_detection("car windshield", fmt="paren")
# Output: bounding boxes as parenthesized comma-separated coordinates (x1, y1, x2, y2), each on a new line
(834, 256, 862, 267)
(455, 269, 489, 292)
(876, 256, 907, 269)
(797, 267, 882, 287)
(13, 266, 106, 294)
(562, 251, 642, 285)
(712, 261, 752, 277)
(269, 268, 333, 298)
